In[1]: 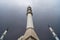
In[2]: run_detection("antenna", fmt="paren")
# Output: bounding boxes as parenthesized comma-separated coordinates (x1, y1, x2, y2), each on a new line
(26, 0, 32, 6)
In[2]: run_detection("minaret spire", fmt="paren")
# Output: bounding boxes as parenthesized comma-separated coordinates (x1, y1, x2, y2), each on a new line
(48, 25, 60, 40)
(26, 6, 34, 29)
(0, 28, 8, 40)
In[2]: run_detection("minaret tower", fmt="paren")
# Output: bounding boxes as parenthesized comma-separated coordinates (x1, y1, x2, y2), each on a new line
(18, 6, 39, 40)
(48, 25, 60, 40)
(0, 29, 8, 40)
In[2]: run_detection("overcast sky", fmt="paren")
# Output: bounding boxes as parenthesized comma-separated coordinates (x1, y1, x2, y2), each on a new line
(0, 0, 60, 40)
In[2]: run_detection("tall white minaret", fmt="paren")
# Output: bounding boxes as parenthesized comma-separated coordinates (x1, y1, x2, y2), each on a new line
(48, 25, 60, 40)
(26, 6, 34, 29)
(18, 6, 39, 40)
(0, 29, 8, 40)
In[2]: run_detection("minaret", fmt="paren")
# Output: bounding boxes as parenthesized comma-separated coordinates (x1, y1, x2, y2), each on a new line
(0, 29, 8, 40)
(18, 6, 39, 40)
(48, 25, 60, 40)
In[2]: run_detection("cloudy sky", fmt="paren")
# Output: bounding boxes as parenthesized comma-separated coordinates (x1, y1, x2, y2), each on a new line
(0, 0, 60, 40)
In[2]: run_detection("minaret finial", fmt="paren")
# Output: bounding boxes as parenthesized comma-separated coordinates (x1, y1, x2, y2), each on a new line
(27, 0, 32, 6)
